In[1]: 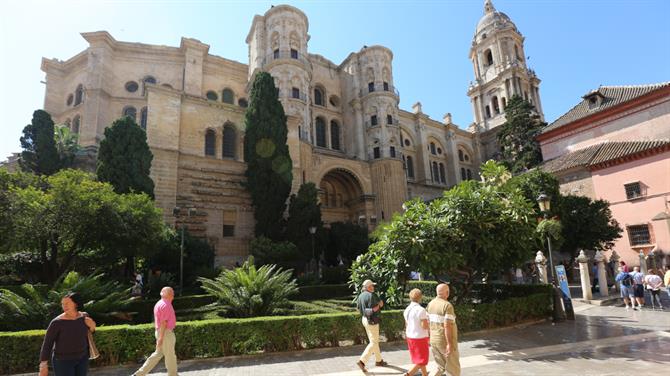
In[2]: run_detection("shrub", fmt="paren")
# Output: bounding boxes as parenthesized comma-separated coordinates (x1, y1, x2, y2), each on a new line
(250, 236, 302, 273)
(407, 281, 552, 304)
(0, 292, 551, 374)
(0, 272, 136, 331)
(321, 265, 350, 284)
(146, 230, 216, 288)
(294, 284, 353, 300)
(198, 258, 298, 317)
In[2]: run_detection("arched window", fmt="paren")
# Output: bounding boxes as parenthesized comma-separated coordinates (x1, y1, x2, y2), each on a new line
(485, 49, 494, 66)
(72, 115, 81, 134)
(238, 98, 248, 108)
(123, 106, 137, 121)
(458, 149, 464, 162)
(330, 120, 340, 150)
(315, 117, 327, 147)
(406, 155, 415, 178)
(439, 163, 446, 184)
(390, 146, 396, 158)
(368, 82, 375, 93)
(142, 76, 156, 96)
(292, 87, 300, 99)
(222, 88, 234, 104)
(370, 115, 378, 126)
(514, 44, 521, 60)
(492, 96, 500, 114)
(383, 82, 389, 91)
(387, 114, 393, 125)
(430, 142, 436, 155)
(222, 125, 236, 159)
(432, 162, 439, 183)
(485, 105, 491, 118)
(461, 168, 467, 181)
(206, 91, 218, 101)
(502, 97, 507, 109)
(205, 129, 216, 156)
(66, 94, 74, 106)
(140, 107, 148, 130)
(314, 88, 323, 106)
(74, 84, 84, 106)
(467, 169, 473, 180)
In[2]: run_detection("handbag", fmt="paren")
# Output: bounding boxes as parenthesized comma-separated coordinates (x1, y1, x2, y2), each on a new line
(87, 330, 100, 360)
(364, 307, 381, 325)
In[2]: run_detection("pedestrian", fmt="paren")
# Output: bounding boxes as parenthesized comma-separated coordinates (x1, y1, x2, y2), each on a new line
(131, 272, 144, 296)
(620, 260, 629, 273)
(426, 283, 460, 376)
(630, 266, 645, 310)
(356, 279, 388, 372)
(403, 288, 429, 376)
(615, 267, 635, 310)
(664, 266, 670, 300)
(39, 292, 96, 376)
(644, 269, 664, 310)
(515, 267, 524, 284)
(132, 287, 178, 376)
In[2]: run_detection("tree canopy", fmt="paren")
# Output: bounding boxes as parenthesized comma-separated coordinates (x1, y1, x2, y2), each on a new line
(19, 110, 60, 175)
(285, 182, 323, 267)
(97, 116, 155, 198)
(497, 95, 545, 173)
(243, 72, 293, 240)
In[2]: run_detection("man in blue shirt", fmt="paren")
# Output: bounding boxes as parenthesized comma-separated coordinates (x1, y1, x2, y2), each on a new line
(615, 268, 635, 310)
(630, 266, 645, 310)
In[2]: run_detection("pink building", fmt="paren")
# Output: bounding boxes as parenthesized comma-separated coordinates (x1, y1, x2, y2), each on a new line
(538, 82, 670, 268)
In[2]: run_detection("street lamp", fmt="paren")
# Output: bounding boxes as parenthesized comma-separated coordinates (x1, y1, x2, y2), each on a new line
(173, 206, 196, 296)
(536, 193, 566, 322)
(308, 226, 317, 274)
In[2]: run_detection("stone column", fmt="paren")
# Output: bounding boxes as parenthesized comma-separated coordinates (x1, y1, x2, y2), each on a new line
(577, 250, 592, 300)
(535, 251, 548, 284)
(639, 250, 648, 274)
(609, 251, 620, 292)
(594, 251, 608, 297)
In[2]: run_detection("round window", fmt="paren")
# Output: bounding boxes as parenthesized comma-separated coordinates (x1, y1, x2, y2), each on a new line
(206, 91, 219, 101)
(125, 81, 139, 93)
(66, 94, 74, 106)
(238, 98, 248, 108)
(404, 139, 410, 147)
(437, 148, 442, 155)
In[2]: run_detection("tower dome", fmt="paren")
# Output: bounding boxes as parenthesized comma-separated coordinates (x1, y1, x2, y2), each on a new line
(475, 0, 517, 37)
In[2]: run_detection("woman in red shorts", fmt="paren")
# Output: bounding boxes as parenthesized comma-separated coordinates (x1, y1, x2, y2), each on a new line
(403, 288, 430, 376)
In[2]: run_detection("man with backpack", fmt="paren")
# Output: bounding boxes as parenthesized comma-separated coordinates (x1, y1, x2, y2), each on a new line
(616, 267, 636, 310)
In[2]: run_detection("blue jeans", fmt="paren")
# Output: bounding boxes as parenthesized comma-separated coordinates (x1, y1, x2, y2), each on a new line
(52, 354, 88, 376)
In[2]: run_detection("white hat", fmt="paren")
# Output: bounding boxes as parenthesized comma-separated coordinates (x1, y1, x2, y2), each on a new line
(362, 279, 376, 288)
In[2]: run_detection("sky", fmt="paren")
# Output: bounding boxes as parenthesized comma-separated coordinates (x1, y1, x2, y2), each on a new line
(1, 0, 669, 160)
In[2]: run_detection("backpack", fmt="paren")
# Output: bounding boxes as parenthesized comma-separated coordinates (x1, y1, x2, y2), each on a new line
(621, 274, 633, 287)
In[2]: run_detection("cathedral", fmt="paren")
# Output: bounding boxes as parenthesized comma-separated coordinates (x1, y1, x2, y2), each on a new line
(38, 0, 543, 265)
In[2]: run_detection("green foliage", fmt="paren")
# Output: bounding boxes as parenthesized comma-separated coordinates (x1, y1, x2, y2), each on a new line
(536, 218, 564, 250)
(199, 258, 298, 317)
(351, 161, 537, 305)
(321, 265, 351, 284)
(407, 281, 552, 303)
(146, 230, 216, 287)
(557, 195, 622, 259)
(97, 116, 155, 198)
(286, 183, 323, 267)
(243, 72, 293, 239)
(54, 124, 81, 169)
(1, 169, 164, 283)
(326, 222, 369, 266)
(293, 284, 353, 301)
(0, 272, 135, 331)
(509, 169, 561, 216)
(497, 95, 545, 173)
(18, 110, 60, 175)
(0, 291, 551, 374)
(250, 236, 301, 272)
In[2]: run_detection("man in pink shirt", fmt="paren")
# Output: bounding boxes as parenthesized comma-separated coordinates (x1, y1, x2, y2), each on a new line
(133, 286, 178, 376)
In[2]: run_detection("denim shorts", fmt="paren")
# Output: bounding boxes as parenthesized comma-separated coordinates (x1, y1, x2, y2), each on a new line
(620, 285, 633, 298)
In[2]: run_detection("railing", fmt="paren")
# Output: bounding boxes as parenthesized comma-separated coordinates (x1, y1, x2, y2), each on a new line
(359, 82, 400, 98)
(264, 50, 311, 67)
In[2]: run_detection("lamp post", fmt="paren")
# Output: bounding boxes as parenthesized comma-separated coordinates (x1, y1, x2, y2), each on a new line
(173, 206, 196, 296)
(309, 226, 317, 274)
(536, 193, 567, 322)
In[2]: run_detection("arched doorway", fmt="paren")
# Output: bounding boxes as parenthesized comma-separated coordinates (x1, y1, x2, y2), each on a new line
(319, 168, 367, 224)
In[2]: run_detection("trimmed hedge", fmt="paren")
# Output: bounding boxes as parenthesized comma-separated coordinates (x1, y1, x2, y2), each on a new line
(294, 284, 353, 300)
(407, 281, 552, 303)
(0, 292, 550, 374)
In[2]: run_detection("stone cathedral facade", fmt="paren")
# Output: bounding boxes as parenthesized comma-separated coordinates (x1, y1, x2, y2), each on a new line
(38, 1, 542, 265)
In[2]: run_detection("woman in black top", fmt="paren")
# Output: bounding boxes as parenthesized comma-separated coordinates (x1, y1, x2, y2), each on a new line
(39, 292, 96, 376)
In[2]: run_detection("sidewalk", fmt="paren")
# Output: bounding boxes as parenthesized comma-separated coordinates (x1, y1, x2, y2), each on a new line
(79, 301, 670, 376)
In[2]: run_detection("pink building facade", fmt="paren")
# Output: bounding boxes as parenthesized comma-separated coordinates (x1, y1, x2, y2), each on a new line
(539, 82, 670, 268)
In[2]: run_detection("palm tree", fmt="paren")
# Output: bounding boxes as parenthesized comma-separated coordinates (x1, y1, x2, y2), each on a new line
(54, 124, 81, 169)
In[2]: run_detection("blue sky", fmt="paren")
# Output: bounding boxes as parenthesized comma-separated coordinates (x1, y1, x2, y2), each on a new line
(1, 0, 669, 160)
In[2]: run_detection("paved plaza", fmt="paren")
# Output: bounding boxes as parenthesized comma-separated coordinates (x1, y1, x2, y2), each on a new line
(76, 297, 670, 376)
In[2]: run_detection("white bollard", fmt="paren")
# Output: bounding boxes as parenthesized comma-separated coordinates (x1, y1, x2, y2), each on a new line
(535, 251, 548, 284)
(594, 251, 609, 297)
(577, 250, 593, 300)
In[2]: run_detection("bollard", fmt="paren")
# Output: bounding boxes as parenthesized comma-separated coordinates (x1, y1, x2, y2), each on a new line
(610, 250, 621, 292)
(577, 250, 593, 300)
(639, 250, 648, 274)
(535, 250, 548, 284)
(594, 251, 609, 297)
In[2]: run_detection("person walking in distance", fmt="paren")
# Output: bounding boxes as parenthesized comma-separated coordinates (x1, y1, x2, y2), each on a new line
(630, 266, 645, 310)
(402, 289, 429, 376)
(616, 267, 635, 310)
(132, 287, 178, 376)
(427, 283, 460, 376)
(356, 279, 388, 372)
(644, 269, 664, 310)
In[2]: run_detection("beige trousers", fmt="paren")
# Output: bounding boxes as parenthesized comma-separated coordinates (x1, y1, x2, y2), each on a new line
(134, 329, 178, 376)
(360, 317, 383, 363)
(430, 341, 460, 376)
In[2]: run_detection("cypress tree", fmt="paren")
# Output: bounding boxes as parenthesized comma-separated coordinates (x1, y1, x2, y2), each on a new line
(243, 72, 293, 239)
(286, 183, 323, 265)
(18, 110, 60, 175)
(497, 95, 545, 174)
(97, 116, 155, 198)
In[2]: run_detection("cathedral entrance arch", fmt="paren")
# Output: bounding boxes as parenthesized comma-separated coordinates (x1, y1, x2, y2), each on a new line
(319, 168, 371, 225)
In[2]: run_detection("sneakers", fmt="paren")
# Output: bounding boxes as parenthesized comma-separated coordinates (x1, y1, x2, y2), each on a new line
(625, 306, 630, 310)
(356, 360, 367, 372)
(633, 305, 641, 311)
(375, 360, 389, 367)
